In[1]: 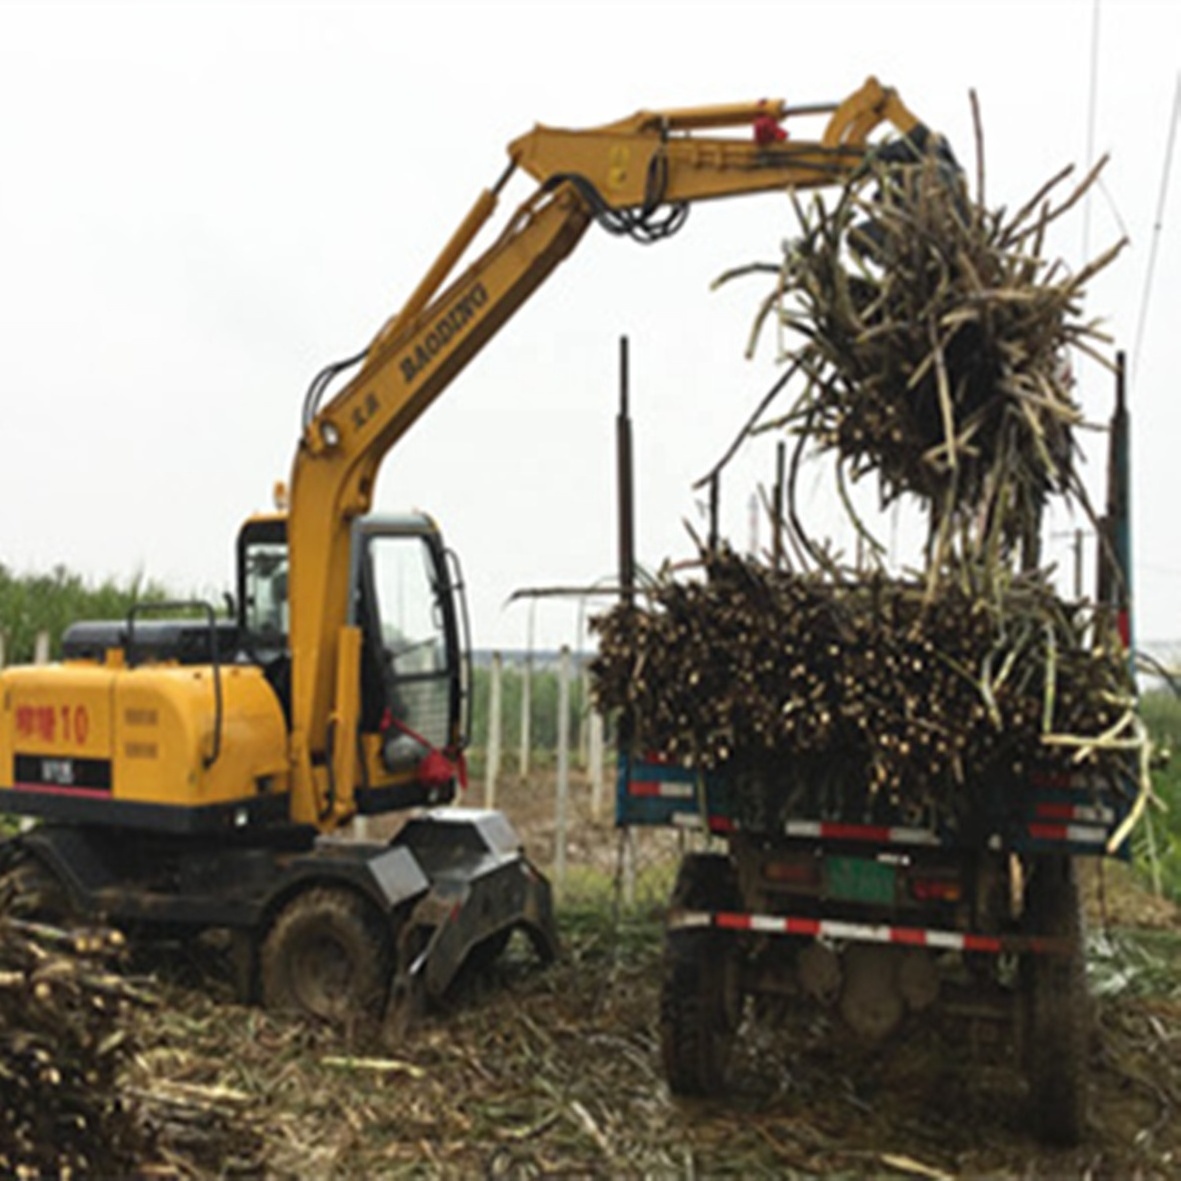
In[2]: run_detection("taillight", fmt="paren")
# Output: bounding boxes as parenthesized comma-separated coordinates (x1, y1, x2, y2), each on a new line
(763, 857, 821, 887)
(908, 875, 962, 903)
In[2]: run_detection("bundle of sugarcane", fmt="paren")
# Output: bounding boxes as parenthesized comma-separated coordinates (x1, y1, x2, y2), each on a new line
(0, 915, 150, 1177)
(716, 123, 1125, 567)
(591, 548, 1135, 828)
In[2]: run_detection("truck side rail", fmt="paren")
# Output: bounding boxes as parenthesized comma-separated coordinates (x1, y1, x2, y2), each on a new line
(617, 752, 1132, 858)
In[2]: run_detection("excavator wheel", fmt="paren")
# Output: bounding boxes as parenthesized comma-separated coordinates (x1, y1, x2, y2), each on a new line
(465, 926, 514, 974)
(1022, 855, 1089, 1146)
(0, 848, 73, 924)
(260, 886, 393, 1024)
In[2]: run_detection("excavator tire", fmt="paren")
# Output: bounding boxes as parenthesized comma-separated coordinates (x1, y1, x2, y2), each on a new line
(260, 886, 393, 1024)
(465, 926, 513, 974)
(0, 848, 72, 923)
(660, 854, 741, 1097)
(1023, 855, 1088, 1146)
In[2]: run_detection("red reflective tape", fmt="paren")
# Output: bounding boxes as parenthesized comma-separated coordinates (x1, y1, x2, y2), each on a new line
(628, 780, 666, 797)
(13, 782, 110, 800)
(680, 909, 1055, 957)
(784, 916, 821, 937)
(708, 816, 734, 834)
(820, 822, 891, 842)
(1030, 772, 1072, 789)
(716, 912, 752, 931)
(889, 926, 928, 946)
(1029, 822, 1068, 841)
(963, 933, 1003, 953)
(1034, 802, 1076, 820)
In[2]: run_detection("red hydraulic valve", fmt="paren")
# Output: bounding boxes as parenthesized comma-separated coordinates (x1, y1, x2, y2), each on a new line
(753, 101, 787, 146)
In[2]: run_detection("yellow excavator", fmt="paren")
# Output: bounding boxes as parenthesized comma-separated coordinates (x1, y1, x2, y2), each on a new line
(0, 79, 934, 1024)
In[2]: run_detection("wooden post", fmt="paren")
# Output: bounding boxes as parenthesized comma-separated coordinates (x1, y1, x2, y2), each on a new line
(554, 645, 571, 897)
(33, 630, 50, 665)
(484, 651, 503, 808)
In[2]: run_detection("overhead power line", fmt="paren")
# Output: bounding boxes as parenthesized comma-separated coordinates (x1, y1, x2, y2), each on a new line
(1132, 71, 1181, 381)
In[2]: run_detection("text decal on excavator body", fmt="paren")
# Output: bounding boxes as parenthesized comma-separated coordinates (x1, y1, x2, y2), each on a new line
(399, 281, 489, 384)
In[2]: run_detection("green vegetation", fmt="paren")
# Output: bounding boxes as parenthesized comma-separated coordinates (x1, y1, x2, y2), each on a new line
(0, 564, 172, 664)
(1137, 689, 1181, 901)
(468, 660, 591, 759)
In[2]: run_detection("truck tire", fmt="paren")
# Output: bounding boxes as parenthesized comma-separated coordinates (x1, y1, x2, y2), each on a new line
(661, 928, 736, 1096)
(668, 853, 739, 912)
(660, 854, 741, 1097)
(260, 886, 392, 1023)
(1023, 855, 1088, 1146)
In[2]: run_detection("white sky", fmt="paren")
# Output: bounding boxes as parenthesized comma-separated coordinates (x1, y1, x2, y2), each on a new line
(0, 0, 1178, 651)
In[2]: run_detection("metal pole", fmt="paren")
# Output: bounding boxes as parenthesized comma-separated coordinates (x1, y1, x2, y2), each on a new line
(1110, 350, 1134, 654)
(617, 337, 636, 609)
(616, 336, 636, 830)
(773, 440, 786, 569)
(708, 474, 720, 554)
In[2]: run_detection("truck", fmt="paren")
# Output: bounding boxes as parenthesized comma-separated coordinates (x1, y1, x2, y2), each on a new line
(0, 79, 934, 1030)
(619, 359, 1138, 1146)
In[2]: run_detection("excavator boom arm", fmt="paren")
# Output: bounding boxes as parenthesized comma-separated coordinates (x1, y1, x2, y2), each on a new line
(286, 77, 931, 826)
(509, 76, 920, 205)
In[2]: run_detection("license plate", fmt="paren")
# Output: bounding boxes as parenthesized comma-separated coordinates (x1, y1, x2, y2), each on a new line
(825, 855, 896, 905)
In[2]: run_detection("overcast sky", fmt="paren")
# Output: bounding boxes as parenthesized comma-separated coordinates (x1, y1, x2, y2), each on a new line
(1, 0, 1178, 651)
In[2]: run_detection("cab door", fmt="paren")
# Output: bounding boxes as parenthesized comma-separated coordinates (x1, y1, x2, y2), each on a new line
(350, 515, 467, 811)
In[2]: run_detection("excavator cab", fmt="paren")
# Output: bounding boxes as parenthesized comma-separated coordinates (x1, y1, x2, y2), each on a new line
(236, 512, 470, 814)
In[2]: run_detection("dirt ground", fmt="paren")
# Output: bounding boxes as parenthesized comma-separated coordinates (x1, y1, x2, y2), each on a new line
(109, 774, 1181, 1180)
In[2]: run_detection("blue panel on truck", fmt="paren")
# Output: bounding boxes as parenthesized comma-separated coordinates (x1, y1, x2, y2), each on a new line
(1008, 769, 1133, 859)
(615, 753, 706, 827)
